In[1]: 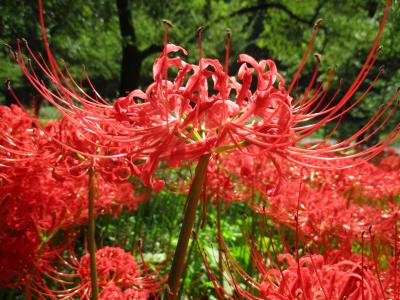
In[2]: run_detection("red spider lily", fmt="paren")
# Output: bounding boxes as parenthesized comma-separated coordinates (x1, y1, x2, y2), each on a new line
(10, 0, 398, 192)
(0, 104, 57, 183)
(0, 103, 137, 187)
(258, 178, 398, 247)
(173, 154, 249, 202)
(0, 107, 147, 287)
(0, 226, 42, 287)
(257, 253, 383, 300)
(196, 148, 399, 299)
(198, 215, 397, 300)
(31, 246, 161, 299)
(0, 161, 139, 288)
(213, 146, 290, 198)
(0, 108, 141, 231)
(302, 152, 400, 203)
(382, 255, 400, 299)
(208, 146, 399, 249)
(205, 156, 247, 202)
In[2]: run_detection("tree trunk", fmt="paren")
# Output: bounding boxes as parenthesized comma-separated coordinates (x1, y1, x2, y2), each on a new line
(120, 45, 142, 95)
(116, 0, 142, 95)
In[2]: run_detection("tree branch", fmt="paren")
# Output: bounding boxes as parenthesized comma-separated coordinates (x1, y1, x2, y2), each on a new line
(141, 44, 163, 59)
(230, 2, 314, 26)
(179, 1, 327, 47)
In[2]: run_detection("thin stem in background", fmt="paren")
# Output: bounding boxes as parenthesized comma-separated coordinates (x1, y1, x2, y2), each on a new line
(395, 215, 398, 300)
(217, 198, 224, 287)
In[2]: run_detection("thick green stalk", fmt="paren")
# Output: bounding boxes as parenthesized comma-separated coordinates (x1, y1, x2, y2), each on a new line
(167, 154, 211, 299)
(88, 166, 99, 300)
(177, 210, 203, 299)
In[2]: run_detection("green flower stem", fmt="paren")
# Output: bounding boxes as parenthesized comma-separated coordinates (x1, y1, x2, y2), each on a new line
(167, 153, 211, 299)
(25, 224, 61, 298)
(88, 166, 99, 300)
(216, 198, 224, 286)
(213, 140, 249, 153)
(177, 210, 203, 299)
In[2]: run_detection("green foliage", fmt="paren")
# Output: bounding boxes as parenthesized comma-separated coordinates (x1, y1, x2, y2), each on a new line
(95, 186, 275, 297)
(0, 0, 121, 100)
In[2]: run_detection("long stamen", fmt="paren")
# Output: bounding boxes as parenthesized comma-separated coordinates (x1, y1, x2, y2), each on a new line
(221, 28, 231, 117)
(197, 26, 205, 65)
(193, 26, 206, 131)
(224, 28, 231, 75)
(162, 20, 173, 125)
(288, 18, 323, 94)
(163, 19, 173, 49)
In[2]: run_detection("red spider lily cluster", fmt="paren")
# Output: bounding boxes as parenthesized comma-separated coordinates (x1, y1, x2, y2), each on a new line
(31, 246, 160, 299)
(204, 227, 399, 299)
(0, 105, 147, 288)
(1, 0, 399, 298)
(197, 149, 399, 299)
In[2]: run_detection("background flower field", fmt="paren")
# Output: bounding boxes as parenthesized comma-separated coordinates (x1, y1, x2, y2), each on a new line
(1, 0, 399, 299)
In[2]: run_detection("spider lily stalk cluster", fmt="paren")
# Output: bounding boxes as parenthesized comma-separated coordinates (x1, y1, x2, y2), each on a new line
(197, 149, 399, 298)
(1, 0, 399, 298)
